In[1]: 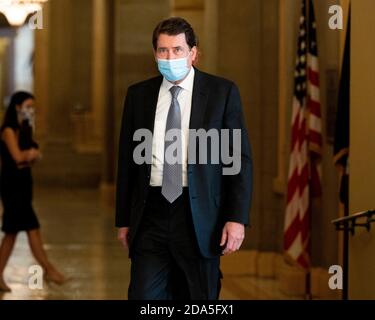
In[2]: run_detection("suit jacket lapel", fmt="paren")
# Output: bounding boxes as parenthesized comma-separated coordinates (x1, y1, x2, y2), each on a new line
(145, 69, 208, 134)
(188, 68, 209, 173)
(145, 76, 163, 175)
(189, 68, 209, 131)
(144, 69, 208, 175)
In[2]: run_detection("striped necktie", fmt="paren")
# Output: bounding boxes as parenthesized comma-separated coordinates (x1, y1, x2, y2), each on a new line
(161, 86, 183, 203)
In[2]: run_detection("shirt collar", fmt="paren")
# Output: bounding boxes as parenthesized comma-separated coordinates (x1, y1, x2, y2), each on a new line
(159, 67, 195, 98)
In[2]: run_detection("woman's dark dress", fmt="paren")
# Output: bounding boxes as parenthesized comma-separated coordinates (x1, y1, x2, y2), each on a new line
(0, 123, 40, 233)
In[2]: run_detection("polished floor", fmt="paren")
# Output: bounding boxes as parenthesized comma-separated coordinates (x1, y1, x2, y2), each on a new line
(0, 188, 292, 300)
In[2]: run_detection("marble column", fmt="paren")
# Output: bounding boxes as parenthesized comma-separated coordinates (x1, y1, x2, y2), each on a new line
(92, 0, 116, 202)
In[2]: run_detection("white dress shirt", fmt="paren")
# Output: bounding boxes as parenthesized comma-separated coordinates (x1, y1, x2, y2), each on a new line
(150, 67, 195, 187)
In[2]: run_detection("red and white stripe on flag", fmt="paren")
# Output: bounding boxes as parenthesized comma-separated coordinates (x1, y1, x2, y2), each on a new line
(284, 0, 322, 269)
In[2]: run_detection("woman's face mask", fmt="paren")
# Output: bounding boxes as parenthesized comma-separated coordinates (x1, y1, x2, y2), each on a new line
(18, 105, 35, 129)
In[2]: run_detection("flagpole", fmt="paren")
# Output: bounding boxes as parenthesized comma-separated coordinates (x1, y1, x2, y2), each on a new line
(341, 3, 351, 300)
(305, 0, 312, 300)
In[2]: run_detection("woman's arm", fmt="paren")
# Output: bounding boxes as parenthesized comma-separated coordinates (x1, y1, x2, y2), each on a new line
(2, 128, 39, 165)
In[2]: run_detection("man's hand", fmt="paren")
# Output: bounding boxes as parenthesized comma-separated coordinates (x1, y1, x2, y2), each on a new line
(220, 222, 245, 255)
(118, 227, 130, 250)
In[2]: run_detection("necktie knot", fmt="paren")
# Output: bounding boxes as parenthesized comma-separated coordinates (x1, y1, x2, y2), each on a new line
(170, 86, 182, 99)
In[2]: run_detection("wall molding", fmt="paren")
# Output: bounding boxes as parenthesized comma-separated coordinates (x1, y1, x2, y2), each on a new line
(221, 250, 341, 299)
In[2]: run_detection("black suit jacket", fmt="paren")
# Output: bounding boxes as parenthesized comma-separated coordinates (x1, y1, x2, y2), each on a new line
(115, 68, 253, 258)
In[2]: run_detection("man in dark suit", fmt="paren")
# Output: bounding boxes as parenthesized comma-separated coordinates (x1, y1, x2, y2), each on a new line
(116, 17, 252, 300)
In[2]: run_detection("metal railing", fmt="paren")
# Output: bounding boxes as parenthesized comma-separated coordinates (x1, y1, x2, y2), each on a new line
(331, 209, 375, 300)
(332, 209, 375, 235)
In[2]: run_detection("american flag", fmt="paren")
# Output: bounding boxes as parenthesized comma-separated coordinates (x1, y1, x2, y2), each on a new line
(284, 0, 322, 269)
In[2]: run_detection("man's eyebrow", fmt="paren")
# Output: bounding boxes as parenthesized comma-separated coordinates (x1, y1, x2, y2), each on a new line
(157, 46, 183, 50)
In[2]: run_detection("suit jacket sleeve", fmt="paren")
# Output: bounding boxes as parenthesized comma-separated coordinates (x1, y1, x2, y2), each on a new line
(115, 87, 135, 228)
(221, 82, 253, 227)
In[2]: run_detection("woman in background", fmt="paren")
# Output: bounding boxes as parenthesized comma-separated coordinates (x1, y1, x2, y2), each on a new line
(0, 91, 65, 292)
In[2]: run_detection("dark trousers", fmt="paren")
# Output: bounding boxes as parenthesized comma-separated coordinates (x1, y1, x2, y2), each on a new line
(128, 187, 222, 300)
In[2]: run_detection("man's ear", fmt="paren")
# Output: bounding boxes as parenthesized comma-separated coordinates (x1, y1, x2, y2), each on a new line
(191, 46, 198, 59)
(191, 47, 199, 66)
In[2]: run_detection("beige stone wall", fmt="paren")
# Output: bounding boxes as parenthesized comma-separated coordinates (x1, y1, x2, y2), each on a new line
(349, 0, 375, 300)
(211, 0, 340, 269)
(35, 0, 93, 143)
(34, 0, 101, 187)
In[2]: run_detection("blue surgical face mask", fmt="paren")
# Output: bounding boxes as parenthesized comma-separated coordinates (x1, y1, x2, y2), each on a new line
(157, 54, 191, 82)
